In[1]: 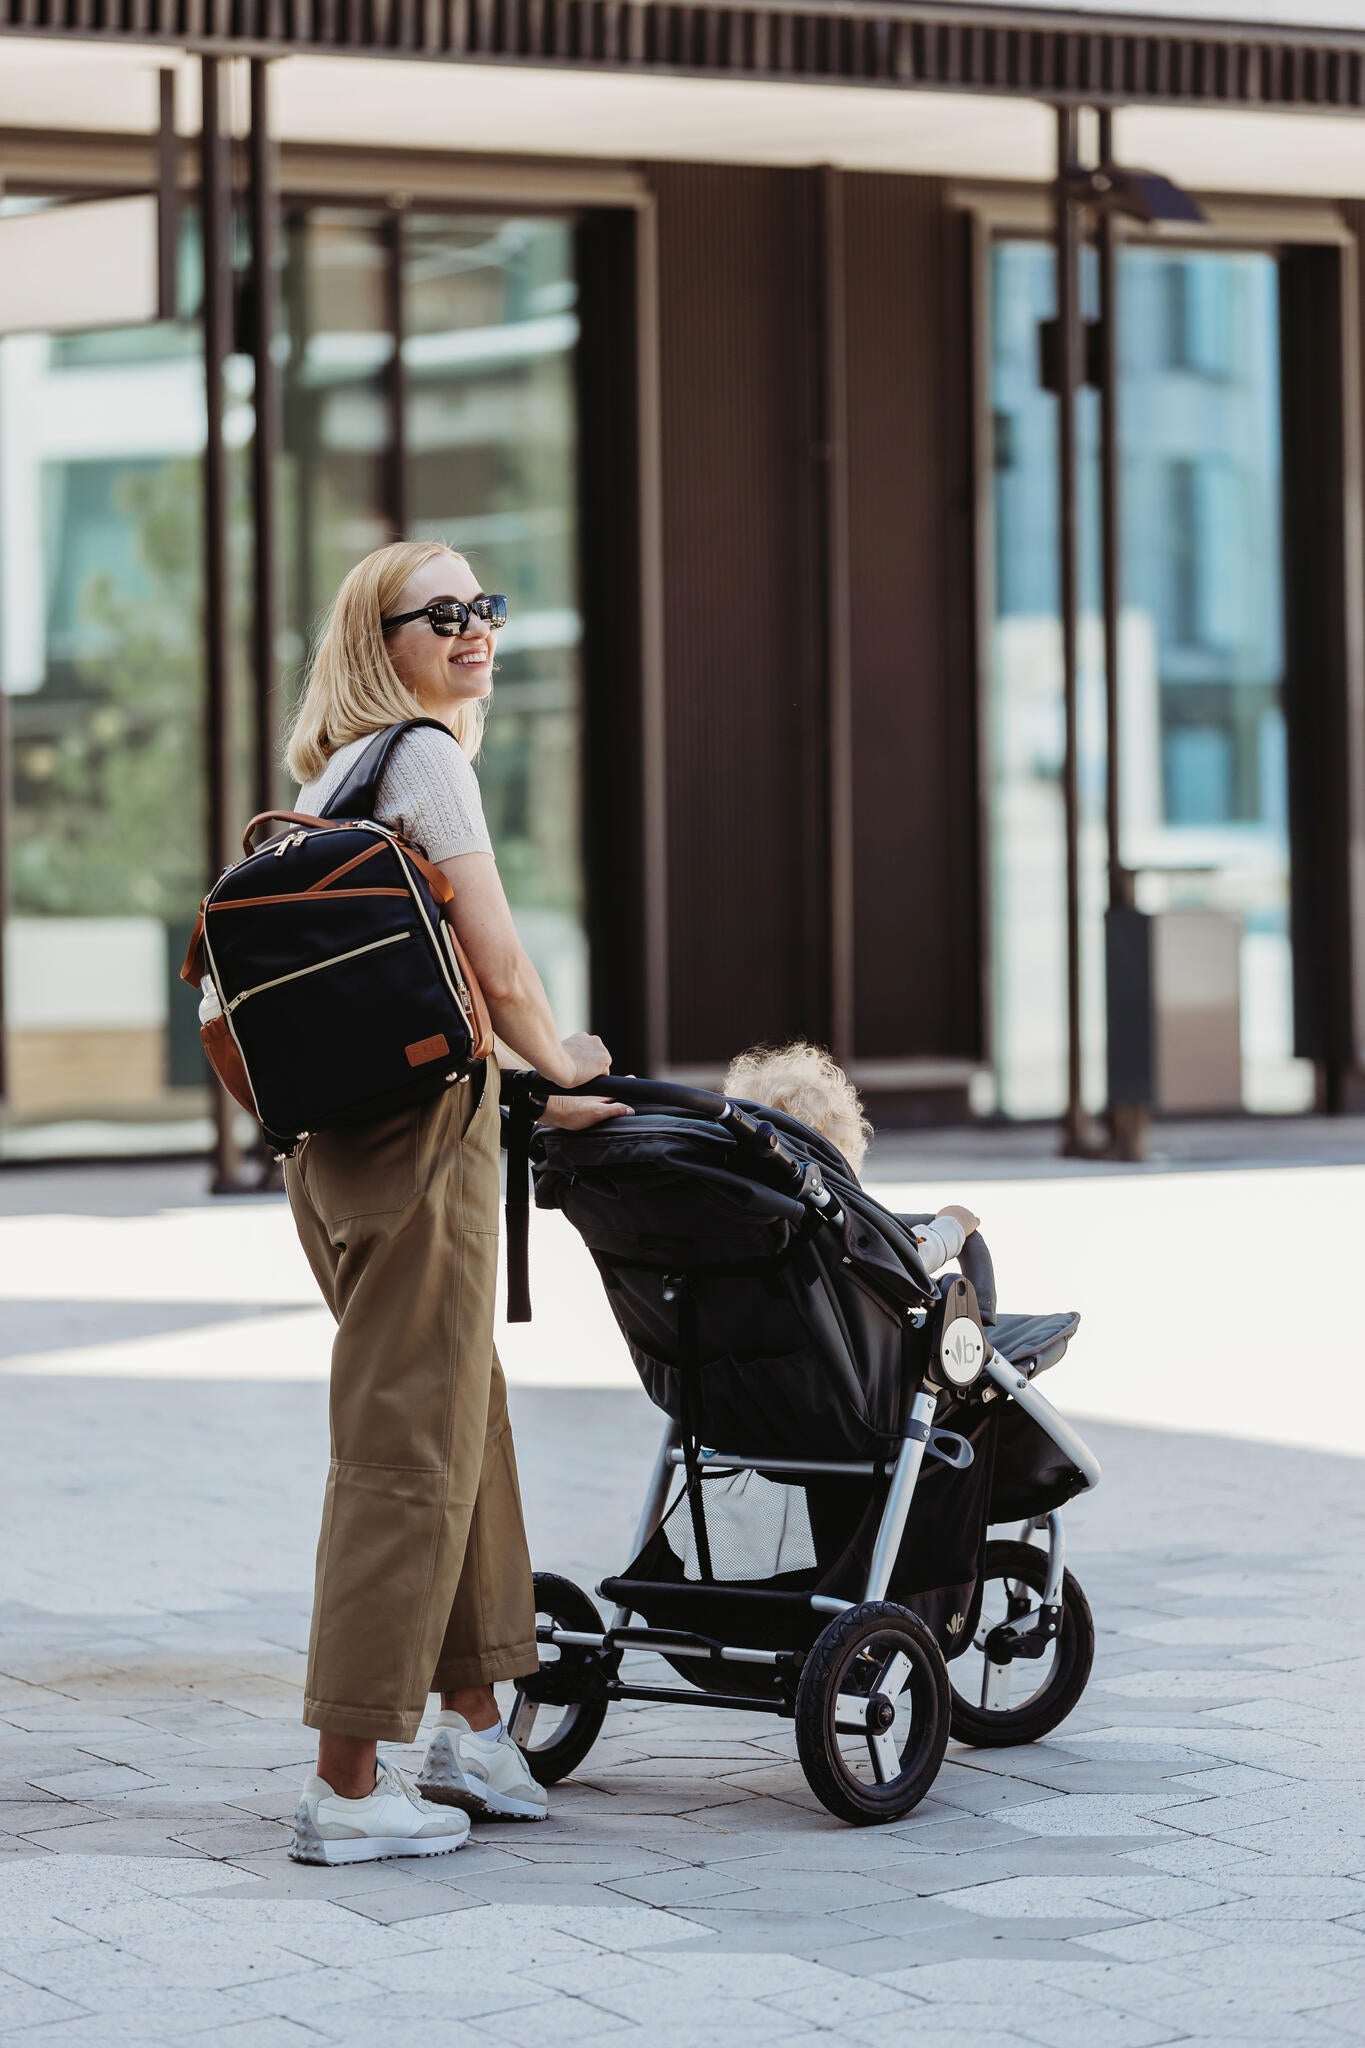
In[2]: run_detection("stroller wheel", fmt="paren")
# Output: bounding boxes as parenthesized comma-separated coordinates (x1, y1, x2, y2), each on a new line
(795, 1602, 950, 1826)
(506, 1573, 612, 1787)
(948, 1539, 1095, 1748)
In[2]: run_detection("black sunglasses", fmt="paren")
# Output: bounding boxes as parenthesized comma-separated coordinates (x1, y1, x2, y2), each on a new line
(381, 594, 508, 638)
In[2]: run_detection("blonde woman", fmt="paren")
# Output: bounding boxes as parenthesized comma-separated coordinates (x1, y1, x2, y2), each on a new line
(283, 540, 624, 1865)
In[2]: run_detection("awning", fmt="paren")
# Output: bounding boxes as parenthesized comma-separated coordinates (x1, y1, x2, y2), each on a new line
(2, 0, 1365, 117)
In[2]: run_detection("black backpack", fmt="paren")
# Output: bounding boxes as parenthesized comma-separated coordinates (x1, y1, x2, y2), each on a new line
(180, 719, 492, 1153)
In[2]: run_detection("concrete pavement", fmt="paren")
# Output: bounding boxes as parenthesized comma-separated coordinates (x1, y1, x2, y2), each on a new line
(1, 1141, 1364, 2044)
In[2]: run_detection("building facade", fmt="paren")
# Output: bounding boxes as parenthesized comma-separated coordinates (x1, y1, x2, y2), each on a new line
(2, 9, 1365, 1157)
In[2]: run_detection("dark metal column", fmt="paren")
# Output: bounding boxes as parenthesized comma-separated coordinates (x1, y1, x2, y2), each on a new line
(818, 166, 855, 1065)
(1055, 105, 1089, 1157)
(1096, 108, 1147, 1161)
(248, 58, 280, 823)
(200, 54, 240, 1191)
(383, 208, 408, 539)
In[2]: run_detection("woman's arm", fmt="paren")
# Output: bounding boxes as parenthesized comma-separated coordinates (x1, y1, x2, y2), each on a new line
(439, 850, 606, 1089)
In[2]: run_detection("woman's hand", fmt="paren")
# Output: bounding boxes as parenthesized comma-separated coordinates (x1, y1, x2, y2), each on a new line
(552, 1032, 613, 1091)
(936, 1202, 980, 1239)
(540, 1095, 633, 1131)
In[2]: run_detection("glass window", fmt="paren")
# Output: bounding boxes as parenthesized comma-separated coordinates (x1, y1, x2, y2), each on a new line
(0, 319, 209, 1152)
(280, 208, 393, 685)
(989, 240, 1311, 1119)
(402, 212, 586, 1031)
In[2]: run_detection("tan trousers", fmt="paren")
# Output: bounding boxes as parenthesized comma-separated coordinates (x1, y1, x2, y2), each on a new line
(284, 1062, 537, 1743)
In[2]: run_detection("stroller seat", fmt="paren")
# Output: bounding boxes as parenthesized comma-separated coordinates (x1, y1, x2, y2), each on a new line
(990, 1310, 1080, 1379)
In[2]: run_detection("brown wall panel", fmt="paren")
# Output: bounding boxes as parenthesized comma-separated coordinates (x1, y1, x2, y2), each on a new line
(650, 162, 826, 1064)
(842, 174, 980, 1061)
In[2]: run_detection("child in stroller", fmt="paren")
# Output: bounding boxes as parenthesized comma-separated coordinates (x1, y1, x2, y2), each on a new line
(503, 1061, 1101, 1826)
(724, 1039, 981, 1280)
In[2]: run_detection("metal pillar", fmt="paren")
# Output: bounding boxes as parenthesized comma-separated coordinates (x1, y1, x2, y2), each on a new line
(818, 166, 855, 1066)
(200, 54, 241, 1192)
(245, 58, 290, 1197)
(1054, 106, 1090, 1158)
(383, 208, 408, 539)
(248, 59, 279, 824)
(1096, 108, 1148, 1162)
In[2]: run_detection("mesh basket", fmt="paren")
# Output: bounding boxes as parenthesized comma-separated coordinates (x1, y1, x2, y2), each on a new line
(668, 1466, 820, 1584)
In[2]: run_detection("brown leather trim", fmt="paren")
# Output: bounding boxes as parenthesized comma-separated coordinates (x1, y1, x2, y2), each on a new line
(201, 1012, 258, 1116)
(240, 809, 331, 855)
(443, 919, 495, 1062)
(304, 840, 387, 892)
(208, 888, 408, 910)
(389, 838, 493, 1058)
(405, 1033, 451, 1068)
(397, 838, 455, 908)
(179, 906, 207, 988)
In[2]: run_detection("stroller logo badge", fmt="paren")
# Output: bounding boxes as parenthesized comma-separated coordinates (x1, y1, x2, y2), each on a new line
(946, 1612, 966, 1636)
(940, 1315, 986, 1387)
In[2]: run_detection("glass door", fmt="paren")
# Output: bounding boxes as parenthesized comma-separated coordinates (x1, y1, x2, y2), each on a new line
(988, 238, 1313, 1119)
(0, 253, 211, 1157)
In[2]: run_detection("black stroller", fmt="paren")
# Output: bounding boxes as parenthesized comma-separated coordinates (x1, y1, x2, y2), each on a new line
(503, 1076, 1101, 1826)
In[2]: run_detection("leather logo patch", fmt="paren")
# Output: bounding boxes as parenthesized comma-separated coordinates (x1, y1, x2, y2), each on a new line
(406, 1033, 451, 1068)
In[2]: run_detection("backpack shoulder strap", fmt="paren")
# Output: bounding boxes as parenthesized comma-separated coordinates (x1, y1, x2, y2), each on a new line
(319, 717, 455, 821)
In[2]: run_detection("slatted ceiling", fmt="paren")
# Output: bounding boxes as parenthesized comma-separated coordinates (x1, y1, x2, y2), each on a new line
(652, 162, 823, 1063)
(842, 172, 980, 1063)
(6, 0, 1365, 111)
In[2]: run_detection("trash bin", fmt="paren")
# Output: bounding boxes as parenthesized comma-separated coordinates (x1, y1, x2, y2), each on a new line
(1107, 906, 1242, 1115)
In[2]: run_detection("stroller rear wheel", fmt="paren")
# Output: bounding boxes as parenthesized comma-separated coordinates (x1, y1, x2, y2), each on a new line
(507, 1573, 613, 1787)
(949, 1538, 1094, 1748)
(795, 1601, 951, 1825)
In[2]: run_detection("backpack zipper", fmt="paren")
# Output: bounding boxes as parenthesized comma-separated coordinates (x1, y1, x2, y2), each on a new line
(226, 930, 410, 1013)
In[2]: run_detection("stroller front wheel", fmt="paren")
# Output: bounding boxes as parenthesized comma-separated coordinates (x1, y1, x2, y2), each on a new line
(948, 1538, 1095, 1748)
(507, 1573, 613, 1787)
(795, 1602, 951, 1826)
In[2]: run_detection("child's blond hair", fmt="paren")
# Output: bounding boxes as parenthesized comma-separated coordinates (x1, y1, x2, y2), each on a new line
(723, 1041, 872, 1176)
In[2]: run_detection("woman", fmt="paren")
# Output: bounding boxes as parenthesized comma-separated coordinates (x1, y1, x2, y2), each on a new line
(282, 539, 624, 1865)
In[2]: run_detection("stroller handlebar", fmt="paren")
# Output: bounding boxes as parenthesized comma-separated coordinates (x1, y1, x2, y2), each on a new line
(510, 1071, 998, 1315)
(511, 1071, 838, 1213)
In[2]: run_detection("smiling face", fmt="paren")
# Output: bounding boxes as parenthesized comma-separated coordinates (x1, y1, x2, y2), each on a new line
(383, 551, 496, 725)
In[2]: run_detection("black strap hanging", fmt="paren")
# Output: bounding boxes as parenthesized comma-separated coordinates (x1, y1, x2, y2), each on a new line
(501, 1072, 546, 1323)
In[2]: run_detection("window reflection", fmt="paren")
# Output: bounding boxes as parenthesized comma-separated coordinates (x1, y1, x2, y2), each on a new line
(990, 240, 1310, 1119)
(403, 213, 585, 1031)
(0, 307, 208, 1146)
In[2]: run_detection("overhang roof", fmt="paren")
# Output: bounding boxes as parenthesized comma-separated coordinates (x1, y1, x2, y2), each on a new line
(3, 1, 1365, 116)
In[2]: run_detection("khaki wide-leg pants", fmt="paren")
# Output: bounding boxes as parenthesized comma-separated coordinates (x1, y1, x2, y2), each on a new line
(284, 1062, 537, 1743)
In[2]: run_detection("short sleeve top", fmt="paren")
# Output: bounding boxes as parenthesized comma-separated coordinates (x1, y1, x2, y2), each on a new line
(298, 725, 493, 864)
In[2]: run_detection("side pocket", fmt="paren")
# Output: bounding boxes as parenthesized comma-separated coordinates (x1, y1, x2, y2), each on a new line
(201, 1013, 258, 1116)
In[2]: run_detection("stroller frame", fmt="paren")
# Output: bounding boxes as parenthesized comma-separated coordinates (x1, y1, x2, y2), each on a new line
(511, 1348, 1100, 1734)
(506, 1071, 1103, 1819)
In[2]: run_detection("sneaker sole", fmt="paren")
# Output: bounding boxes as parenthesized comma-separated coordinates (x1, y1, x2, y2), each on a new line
(289, 1828, 469, 1866)
(416, 1769, 547, 1823)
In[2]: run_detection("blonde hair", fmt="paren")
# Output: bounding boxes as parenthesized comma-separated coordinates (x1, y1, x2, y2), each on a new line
(284, 539, 487, 785)
(724, 1041, 873, 1176)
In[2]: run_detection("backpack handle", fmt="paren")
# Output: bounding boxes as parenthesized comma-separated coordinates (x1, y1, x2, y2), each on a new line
(241, 809, 329, 855)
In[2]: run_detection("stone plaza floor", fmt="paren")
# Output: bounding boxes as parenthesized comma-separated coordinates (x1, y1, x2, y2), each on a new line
(2, 1129, 1365, 2045)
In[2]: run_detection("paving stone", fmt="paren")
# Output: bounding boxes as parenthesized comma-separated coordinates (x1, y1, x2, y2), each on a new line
(4, 1165, 1365, 2046)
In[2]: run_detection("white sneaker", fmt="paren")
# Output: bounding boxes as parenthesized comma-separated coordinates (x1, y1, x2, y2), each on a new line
(291, 1758, 472, 1865)
(416, 1711, 549, 1822)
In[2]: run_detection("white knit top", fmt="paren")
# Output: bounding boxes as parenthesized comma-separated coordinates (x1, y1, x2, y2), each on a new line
(298, 725, 493, 864)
